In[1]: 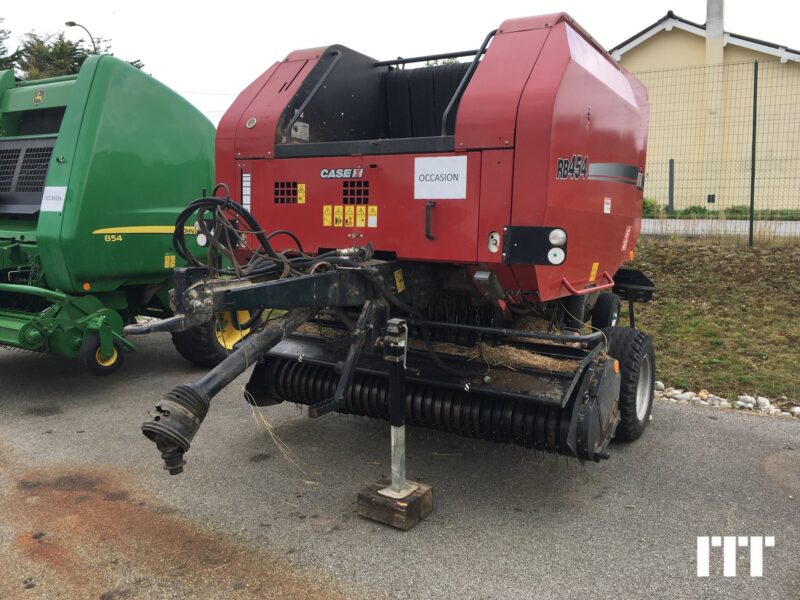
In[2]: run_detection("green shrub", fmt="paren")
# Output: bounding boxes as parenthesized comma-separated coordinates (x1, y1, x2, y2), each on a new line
(642, 197, 661, 218)
(679, 205, 711, 218)
(724, 205, 750, 219)
(758, 209, 800, 221)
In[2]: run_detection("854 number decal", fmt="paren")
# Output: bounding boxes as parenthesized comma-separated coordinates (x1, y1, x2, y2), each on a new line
(556, 155, 589, 180)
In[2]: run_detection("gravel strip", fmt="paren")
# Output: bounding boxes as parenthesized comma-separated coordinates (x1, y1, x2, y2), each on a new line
(655, 380, 800, 418)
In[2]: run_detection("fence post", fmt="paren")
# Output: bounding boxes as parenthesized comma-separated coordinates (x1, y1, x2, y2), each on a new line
(748, 61, 758, 246)
(668, 158, 675, 213)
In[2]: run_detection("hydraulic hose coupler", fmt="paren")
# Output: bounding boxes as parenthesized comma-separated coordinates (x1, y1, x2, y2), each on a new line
(141, 383, 209, 475)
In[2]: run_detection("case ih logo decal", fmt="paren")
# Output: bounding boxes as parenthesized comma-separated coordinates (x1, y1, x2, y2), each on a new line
(320, 168, 364, 179)
(556, 155, 589, 180)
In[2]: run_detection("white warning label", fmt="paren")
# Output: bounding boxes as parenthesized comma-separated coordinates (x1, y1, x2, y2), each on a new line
(41, 186, 67, 212)
(414, 156, 467, 200)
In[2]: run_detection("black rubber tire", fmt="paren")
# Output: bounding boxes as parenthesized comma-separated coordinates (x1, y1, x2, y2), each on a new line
(603, 326, 655, 442)
(171, 311, 260, 368)
(592, 292, 621, 329)
(171, 321, 231, 368)
(78, 333, 125, 376)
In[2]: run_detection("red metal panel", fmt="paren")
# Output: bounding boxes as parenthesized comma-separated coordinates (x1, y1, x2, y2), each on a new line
(509, 22, 568, 233)
(216, 62, 279, 191)
(285, 46, 328, 62)
(473, 149, 522, 293)
(248, 152, 481, 264)
(233, 59, 317, 159)
(475, 149, 512, 265)
(499, 13, 568, 34)
(510, 23, 648, 301)
(455, 27, 549, 151)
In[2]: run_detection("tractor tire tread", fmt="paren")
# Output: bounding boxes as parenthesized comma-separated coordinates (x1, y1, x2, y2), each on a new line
(78, 332, 125, 376)
(171, 323, 229, 368)
(592, 292, 621, 329)
(603, 326, 655, 442)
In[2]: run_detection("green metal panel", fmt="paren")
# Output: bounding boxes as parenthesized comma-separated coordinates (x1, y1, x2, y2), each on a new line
(35, 56, 215, 293)
(0, 79, 76, 113)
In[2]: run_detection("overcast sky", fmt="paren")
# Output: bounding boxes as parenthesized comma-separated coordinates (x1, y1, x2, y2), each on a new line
(3, 0, 797, 124)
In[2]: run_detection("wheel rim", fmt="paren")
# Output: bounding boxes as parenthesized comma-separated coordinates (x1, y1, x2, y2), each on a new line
(215, 310, 251, 350)
(95, 346, 118, 367)
(610, 307, 619, 327)
(636, 353, 653, 421)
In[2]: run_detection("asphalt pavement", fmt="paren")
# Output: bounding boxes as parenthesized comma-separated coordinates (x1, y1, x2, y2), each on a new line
(1, 334, 798, 599)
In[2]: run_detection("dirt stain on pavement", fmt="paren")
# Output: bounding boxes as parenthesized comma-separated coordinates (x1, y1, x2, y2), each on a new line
(0, 463, 357, 600)
(23, 406, 63, 417)
(764, 449, 800, 496)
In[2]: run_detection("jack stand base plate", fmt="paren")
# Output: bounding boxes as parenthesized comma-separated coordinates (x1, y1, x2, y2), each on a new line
(357, 480, 433, 531)
(377, 482, 418, 499)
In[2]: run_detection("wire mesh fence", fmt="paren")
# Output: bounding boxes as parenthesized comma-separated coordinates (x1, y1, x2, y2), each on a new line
(634, 60, 800, 242)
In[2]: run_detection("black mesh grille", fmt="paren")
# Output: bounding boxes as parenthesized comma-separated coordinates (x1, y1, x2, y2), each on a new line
(15, 146, 53, 193)
(0, 148, 21, 193)
(273, 181, 298, 204)
(342, 180, 369, 204)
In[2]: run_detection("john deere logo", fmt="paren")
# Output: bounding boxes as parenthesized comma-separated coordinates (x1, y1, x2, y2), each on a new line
(33, 89, 45, 104)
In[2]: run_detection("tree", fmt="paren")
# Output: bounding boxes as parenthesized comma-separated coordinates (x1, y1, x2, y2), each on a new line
(0, 19, 16, 71)
(15, 33, 88, 79)
(0, 22, 143, 80)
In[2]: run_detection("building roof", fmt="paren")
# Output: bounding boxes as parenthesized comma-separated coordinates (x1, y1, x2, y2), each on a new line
(610, 10, 800, 63)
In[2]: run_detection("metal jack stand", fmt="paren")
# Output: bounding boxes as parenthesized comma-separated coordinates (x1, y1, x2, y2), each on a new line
(356, 318, 433, 530)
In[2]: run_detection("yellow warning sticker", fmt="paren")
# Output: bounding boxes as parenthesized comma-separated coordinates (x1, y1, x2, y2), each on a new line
(344, 205, 355, 227)
(333, 205, 343, 227)
(298, 183, 306, 204)
(164, 254, 176, 269)
(356, 205, 367, 228)
(394, 269, 406, 294)
(323, 205, 332, 227)
(589, 261, 599, 282)
(367, 205, 378, 228)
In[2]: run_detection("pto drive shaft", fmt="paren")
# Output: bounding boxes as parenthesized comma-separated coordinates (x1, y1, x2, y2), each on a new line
(141, 308, 315, 474)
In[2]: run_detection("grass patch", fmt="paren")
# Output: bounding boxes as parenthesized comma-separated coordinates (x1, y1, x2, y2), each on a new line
(630, 237, 800, 406)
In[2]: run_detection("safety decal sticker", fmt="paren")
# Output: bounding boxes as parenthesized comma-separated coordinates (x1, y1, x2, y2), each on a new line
(297, 183, 306, 204)
(323, 204, 377, 228)
(164, 253, 177, 269)
(621, 225, 632, 251)
(589, 262, 600, 283)
(394, 269, 406, 294)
